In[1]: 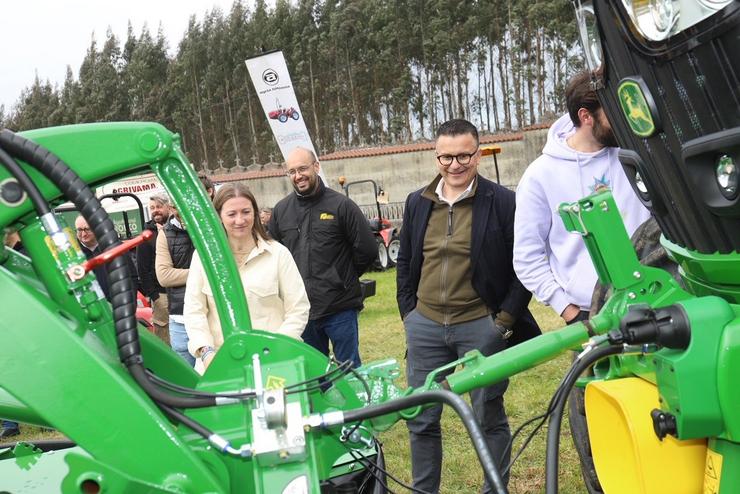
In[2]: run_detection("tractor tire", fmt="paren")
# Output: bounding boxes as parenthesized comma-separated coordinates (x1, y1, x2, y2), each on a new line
(278, 114, 288, 123)
(568, 353, 604, 494)
(291, 110, 300, 120)
(387, 233, 400, 266)
(568, 218, 675, 494)
(373, 236, 389, 271)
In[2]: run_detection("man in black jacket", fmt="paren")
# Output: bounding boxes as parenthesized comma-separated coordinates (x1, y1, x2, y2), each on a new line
(136, 194, 170, 344)
(396, 119, 541, 493)
(75, 215, 139, 300)
(269, 147, 377, 367)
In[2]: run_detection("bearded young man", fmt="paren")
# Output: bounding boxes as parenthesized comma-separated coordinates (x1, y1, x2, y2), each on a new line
(513, 70, 651, 324)
(136, 194, 171, 344)
(268, 147, 376, 368)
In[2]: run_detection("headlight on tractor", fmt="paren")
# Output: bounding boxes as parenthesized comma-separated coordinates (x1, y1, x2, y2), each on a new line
(620, 0, 734, 42)
(716, 155, 738, 200)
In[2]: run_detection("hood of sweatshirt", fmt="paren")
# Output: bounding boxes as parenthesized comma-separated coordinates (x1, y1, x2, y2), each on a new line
(513, 113, 651, 314)
(542, 113, 614, 197)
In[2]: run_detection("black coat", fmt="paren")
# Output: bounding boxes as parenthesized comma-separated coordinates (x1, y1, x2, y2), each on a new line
(81, 243, 140, 302)
(162, 220, 194, 316)
(269, 178, 377, 320)
(396, 174, 540, 347)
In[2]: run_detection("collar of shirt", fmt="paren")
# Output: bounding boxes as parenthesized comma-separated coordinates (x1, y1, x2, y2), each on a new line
(435, 175, 476, 206)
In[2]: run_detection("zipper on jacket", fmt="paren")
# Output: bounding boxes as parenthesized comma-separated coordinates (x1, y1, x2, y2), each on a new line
(441, 205, 454, 326)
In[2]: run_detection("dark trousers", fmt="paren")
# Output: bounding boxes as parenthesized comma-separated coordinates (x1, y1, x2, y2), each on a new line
(1, 420, 18, 431)
(302, 309, 361, 368)
(404, 309, 511, 493)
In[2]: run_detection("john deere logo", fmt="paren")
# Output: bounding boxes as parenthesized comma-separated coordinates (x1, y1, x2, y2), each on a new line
(319, 213, 334, 220)
(618, 78, 657, 138)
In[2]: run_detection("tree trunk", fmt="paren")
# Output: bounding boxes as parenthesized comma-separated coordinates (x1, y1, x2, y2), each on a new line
(242, 68, 259, 163)
(308, 54, 321, 150)
(488, 43, 499, 131)
(224, 79, 240, 167)
(498, 38, 511, 129)
(345, 47, 360, 145)
(190, 61, 210, 168)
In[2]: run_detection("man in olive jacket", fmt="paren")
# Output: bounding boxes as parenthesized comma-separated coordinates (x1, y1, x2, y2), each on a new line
(269, 147, 377, 367)
(396, 119, 540, 493)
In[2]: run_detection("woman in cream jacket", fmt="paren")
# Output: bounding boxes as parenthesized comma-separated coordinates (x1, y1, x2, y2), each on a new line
(184, 182, 309, 373)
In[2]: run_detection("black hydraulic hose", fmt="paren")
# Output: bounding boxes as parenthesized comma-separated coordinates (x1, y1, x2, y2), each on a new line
(343, 389, 507, 494)
(158, 403, 214, 440)
(0, 144, 51, 216)
(0, 129, 214, 409)
(545, 345, 624, 494)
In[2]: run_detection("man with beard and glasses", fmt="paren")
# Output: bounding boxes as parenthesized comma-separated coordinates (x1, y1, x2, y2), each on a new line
(268, 147, 376, 368)
(513, 70, 650, 324)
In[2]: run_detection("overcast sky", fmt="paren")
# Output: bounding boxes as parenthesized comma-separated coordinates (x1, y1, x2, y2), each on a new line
(0, 0, 250, 111)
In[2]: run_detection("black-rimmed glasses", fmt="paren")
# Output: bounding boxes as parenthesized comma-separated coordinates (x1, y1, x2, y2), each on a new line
(286, 163, 315, 177)
(436, 149, 478, 167)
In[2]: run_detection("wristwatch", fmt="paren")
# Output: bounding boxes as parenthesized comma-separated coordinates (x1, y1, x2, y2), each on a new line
(198, 346, 215, 361)
(494, 322, 513, 340)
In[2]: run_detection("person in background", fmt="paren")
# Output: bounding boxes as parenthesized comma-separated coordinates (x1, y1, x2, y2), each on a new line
(198, 172, 215, 200)
(185, 183, 309, 373)
(136, 194, 171, 344)
(74, 215, 139, 299)
(513, 70, 650, 324)
(1, 228, 23, 438)
(396, 118, 541, 493)
(259, 207, 272, 228)
(155, 205, 196, 366)
(269, 147, 376, 368)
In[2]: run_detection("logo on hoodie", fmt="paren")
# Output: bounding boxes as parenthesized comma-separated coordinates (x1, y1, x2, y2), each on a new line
(589, 173, 611, 193)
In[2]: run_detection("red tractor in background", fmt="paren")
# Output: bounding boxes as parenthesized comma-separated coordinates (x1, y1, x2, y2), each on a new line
(341, 178, 400, 271)
(268, 106, 300, 123)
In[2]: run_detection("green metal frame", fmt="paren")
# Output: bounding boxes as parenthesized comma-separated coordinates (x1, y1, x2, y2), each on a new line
(1, 124, 738, 493)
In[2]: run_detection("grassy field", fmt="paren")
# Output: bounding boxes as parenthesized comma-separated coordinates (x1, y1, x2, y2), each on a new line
(359, 269, 583, 494)
(13, 268, 583, 493)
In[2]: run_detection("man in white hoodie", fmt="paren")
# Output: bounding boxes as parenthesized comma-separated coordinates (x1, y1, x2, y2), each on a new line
(514, 71, 650, 323)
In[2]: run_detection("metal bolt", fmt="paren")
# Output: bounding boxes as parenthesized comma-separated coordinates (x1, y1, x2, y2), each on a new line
(599, 201, 608, 211)
(279, 450, 289, 459)
(303, 425, 311, 433)
(628, 292, 637, 300)
(230, 341, 247, 359)
(633, 271, 641, 279)
(67, 265, 86, 281)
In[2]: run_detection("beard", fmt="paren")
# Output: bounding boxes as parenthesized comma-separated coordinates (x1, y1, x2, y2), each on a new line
(593, 117, 619, 148)
(292, 175, 319, 196)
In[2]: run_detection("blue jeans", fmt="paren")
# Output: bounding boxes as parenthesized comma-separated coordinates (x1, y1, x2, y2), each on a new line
(404, 309, 511, 493)
(302, 309, 361, 368)
(169, 320, 195, 367)
(1, 420, 18, 431)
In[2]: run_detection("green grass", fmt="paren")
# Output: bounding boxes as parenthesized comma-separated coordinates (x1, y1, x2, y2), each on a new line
(12, 268, 583, 493)
(359, 269, 583, 494)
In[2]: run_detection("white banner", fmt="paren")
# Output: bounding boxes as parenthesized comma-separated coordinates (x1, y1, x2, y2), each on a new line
(245, 50, 318, 166)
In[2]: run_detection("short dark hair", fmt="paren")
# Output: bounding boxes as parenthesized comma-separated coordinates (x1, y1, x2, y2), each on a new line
(436, 119, 479, 145)
(198, 173, 214, 191)
(565, 70, 602, 128)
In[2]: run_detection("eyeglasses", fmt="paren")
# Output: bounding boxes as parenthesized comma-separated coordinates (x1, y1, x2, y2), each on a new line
(435, 149, 478, 167)
(76, 227, 92, 233)
(286, 163, 315, 177)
